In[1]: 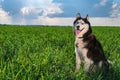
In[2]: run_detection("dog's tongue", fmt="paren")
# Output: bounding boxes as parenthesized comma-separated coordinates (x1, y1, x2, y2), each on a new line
(76, 30, 81, 35)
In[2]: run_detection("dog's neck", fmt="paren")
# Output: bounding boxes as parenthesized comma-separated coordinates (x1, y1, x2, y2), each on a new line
(76, 29, 92, 41)
(76, 29, 90, 38)
(76, 33, 91, 39)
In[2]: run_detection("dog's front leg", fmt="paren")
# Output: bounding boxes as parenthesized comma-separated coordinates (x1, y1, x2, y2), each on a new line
(75, 47, 81, 72)
(84, 58, 94, 73)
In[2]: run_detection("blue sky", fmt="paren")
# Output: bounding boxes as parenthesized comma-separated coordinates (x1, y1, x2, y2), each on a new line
(0, 0, 120, 26)
(52, 0, 112, 17)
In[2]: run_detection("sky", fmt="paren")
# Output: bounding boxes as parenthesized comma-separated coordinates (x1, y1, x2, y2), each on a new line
(0, 0, 120, 26)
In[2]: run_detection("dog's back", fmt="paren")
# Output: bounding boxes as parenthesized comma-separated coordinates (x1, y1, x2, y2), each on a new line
(85, 34, 109, 72)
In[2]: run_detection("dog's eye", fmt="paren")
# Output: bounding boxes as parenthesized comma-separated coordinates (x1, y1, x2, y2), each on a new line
(76, 22, 79, 24)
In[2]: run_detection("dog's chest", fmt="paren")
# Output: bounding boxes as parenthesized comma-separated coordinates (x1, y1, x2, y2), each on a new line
(75, 39, 87, 48)
(75, 39, 88, 60)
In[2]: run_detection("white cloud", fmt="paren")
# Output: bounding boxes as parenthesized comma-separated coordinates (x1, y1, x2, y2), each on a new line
(42, 0, 63, 16)
(37, 17, 120, 26)
(20, 6, 42, 17)
(99, 0, 108, 6)
(94, 0, 108, 7)
(112, 3, 119, 9)
(12, 16, 73, 26)
(12, 16, 120, 26)
(0, 0, 120, 26)
(42, 2, 63, 16)
(0, 8, 11, 24)
(37, 17, 73, 26)
(21, 7, 33, 15)
(90, 17, 120, 26)
(20, 0, 63, 17)
(110, 2, 120, 17)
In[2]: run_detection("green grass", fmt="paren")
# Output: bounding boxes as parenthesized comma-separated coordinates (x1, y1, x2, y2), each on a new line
(0, 26, 120, 80)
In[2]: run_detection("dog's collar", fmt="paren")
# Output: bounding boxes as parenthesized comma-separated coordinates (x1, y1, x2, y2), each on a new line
(77, 34, 92, 39)
(77, 37, 84, 39)
(77, 36, 88, 39)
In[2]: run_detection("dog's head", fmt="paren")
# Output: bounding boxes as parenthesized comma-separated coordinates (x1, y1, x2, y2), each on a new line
(73, 13, 92, 38)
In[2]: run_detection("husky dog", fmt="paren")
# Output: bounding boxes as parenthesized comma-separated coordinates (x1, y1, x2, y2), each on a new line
(73, 13, 109, 73)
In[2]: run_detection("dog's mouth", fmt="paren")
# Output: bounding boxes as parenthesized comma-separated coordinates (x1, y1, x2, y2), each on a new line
(76, 30, 81, 35)
(76, 28, 84, 35)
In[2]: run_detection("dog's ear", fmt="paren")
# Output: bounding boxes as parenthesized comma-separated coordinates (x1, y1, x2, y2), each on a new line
(76, 13, 81, 19)
(86, 14, 89, 21)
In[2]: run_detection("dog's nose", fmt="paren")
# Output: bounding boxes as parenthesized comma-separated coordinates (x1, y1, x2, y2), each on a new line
(77, 26, 80, 30)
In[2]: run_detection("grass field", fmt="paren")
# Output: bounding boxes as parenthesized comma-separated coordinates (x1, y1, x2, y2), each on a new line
(0, 26, 120, 80)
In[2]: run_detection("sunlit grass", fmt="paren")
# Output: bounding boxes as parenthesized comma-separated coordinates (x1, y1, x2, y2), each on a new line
(0, 26, 120, 80)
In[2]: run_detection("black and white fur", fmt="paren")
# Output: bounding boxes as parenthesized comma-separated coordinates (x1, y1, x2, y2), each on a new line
(73, 13, 109, 73)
